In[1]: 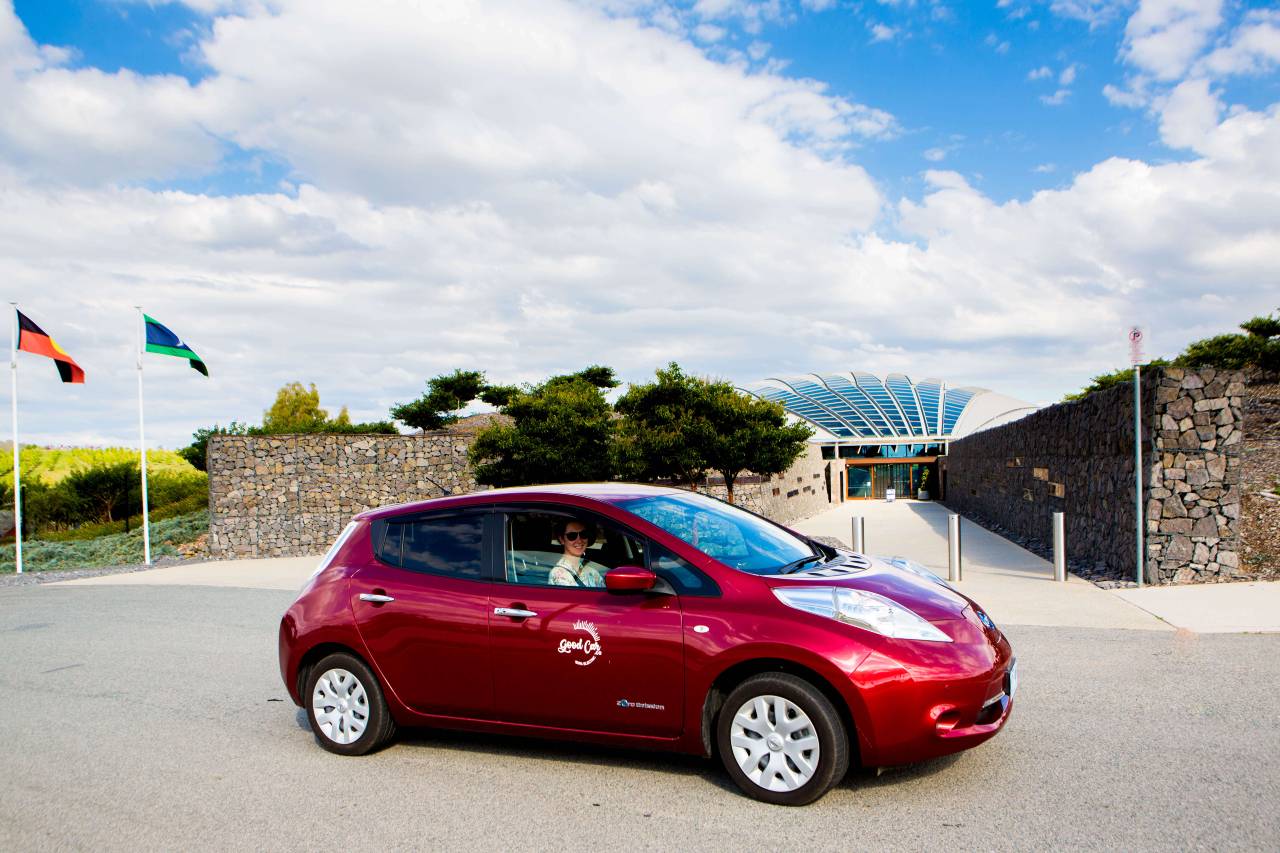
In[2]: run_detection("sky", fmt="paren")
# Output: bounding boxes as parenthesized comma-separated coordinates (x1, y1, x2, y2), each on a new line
(2, 0, 1278, 449)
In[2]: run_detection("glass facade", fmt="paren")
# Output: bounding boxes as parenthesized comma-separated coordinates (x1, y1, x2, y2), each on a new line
(742, 373, 982, 443)
(847, 467, 872, 498)
(942, 387, 978, 434)
(740, 373, 1003, 502)
(885, 373, 925, 435)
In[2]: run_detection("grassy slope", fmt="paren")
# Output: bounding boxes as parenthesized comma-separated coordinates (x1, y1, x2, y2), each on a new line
(0, 445, 200, 487)
(0, 510, 209, 573)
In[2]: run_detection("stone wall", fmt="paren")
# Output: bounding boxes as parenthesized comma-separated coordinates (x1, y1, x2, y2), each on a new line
(943, 368, 1248, 585)
(942, 375, 1149, 581)
(1146, 369, 1245, 582)
(696, 444, 837, 525)
(208, 433, 478, 558)
(207, 434, 837, 558)
(1242, 370, 1280, 577)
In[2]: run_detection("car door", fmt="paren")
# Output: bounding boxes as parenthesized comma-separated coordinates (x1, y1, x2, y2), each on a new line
(351, 508, 494, 718)
(488, 507, 685, 738)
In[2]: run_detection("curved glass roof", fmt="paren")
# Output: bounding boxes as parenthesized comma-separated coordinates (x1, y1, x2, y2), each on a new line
(740, 373, 994, 441)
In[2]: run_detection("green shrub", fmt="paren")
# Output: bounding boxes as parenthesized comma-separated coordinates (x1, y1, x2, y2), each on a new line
(0, 510, 209, 574)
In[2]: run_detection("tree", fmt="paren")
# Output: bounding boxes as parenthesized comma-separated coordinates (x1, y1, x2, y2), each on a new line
(391, 369, 488, 431)
(615, 363, 716, 487)
(1177, 309, 1279, 371)
(390, 369, 521, 431)
(258, 382, 391, 436)
(2, 477, 79, 536)
(468, 367, 620, 486)
(1064, 309, 1279, 400)
(701, 384, 812, 504)
(263, 382, 330, 433)
(179, 422, 252, 471)
(1063, 359, 1171, 402)
(616, 363, 812, 503)
(64, 461, 139, 531)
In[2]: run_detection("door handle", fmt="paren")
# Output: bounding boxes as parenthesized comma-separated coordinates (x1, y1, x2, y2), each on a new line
(359, 593, 395, 603)
(494, 607, 537, 619)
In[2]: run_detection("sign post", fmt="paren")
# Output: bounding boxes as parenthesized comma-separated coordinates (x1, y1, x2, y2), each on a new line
(1129, 327, 1144, 588)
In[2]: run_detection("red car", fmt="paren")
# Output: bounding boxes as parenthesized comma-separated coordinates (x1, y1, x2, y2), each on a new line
(279, 484, 1015, 805)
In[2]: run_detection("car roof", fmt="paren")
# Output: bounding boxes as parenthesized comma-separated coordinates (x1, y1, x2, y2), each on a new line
(354, 482, 688, 520)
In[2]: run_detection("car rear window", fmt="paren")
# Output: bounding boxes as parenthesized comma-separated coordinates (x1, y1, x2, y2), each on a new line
(377, 513, 485, 578)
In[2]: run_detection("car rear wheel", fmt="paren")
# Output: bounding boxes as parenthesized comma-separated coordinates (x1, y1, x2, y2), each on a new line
(305, 652, 397, 756)
(716, 673, 849, 805)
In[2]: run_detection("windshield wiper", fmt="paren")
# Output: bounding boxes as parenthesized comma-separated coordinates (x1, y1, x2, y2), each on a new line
(778, 554, 824, 575)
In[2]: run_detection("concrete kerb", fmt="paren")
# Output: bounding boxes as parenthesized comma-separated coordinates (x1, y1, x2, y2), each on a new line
(53, 555, 321, 591)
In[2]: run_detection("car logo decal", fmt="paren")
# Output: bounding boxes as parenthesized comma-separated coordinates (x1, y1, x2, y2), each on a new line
(557, 619, 603, 666)
(617, 699, 665, 711)
(692, 625, 710, 633)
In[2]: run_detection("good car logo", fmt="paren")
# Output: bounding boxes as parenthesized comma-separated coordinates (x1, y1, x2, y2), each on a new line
(557, 619, 603, 666)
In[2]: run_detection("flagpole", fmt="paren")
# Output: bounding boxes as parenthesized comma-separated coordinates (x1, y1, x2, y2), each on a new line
(9, 304, 21, 574)
(136, 307, 151, 566)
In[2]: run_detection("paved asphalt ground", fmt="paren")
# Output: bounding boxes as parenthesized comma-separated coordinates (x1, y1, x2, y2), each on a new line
(2, 582, 1278, 852)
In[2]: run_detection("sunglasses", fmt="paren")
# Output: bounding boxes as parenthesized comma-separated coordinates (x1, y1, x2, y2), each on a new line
(562, 530, 594, 543)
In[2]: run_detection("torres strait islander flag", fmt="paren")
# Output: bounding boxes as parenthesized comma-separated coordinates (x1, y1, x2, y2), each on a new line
(16, 309, 85, 383)
(144, 314, 208, 376)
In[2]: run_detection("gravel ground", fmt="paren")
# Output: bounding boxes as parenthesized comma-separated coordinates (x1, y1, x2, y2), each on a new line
(2, 582, 1277, 851)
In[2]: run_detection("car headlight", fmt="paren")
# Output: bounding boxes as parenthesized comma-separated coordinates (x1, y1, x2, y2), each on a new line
(774, 586, 953, 643)
(878, 556, 955, 591)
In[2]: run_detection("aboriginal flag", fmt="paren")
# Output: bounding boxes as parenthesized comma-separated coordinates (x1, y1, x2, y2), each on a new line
(144, 314, 207, 376)
(16, 310, 85, 383)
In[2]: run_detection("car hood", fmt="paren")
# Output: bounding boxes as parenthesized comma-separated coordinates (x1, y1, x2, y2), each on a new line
(763, 556, 972, 623)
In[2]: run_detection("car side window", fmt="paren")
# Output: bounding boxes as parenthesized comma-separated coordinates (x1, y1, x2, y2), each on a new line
(377, 521, 404, 565)
(649, 543, 721, 597)
(376, 513, 484, 578)
(503, 510, 646, 588)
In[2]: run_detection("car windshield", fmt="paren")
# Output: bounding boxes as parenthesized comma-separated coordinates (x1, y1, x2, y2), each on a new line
(616, 492, 815, 575)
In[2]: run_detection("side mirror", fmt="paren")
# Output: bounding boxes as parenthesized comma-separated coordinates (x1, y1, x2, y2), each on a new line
(604, 565, 657, 593)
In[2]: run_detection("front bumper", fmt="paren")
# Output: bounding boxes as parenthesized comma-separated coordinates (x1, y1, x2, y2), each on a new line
(851, 626, 1016, 767)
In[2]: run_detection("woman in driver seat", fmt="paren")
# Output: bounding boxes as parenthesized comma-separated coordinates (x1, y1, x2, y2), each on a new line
(548, 519, 606, 587)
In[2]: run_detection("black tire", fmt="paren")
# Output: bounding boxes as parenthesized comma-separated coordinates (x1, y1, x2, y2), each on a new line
(304, 652, 397, 756)
(715, 672, 849, 806)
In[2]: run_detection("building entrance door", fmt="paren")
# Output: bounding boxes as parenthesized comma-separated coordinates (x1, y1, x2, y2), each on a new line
(847, 462, 931, 499)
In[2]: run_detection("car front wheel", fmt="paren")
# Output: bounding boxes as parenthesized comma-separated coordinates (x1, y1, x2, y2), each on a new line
(716, 672, 849, 805)
(305, 652, 397, 756)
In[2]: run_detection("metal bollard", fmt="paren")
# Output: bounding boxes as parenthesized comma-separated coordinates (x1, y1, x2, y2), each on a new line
(1053, 511, 1067, 582)
(851, 516, 865, 553)
(947, 514, 962, 582)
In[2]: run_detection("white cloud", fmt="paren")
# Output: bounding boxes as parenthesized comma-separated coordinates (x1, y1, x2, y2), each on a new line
(1122, 0, 1224, 81)
(693, 23, 727, 41)
(1034, 162, 1057, 172)
(0, 4, 221, 185)
(924, 147, 948, 162)
(1102, 79, 1150, 106)
(0, 0, 1276, 449)
(692, 0, 787, 33)
(1157, 77, 1221, 151)
(1194, 9, 1280, 78)
(1048, 1, 1131, 29)
(868, 22, 898, 43)
(1041, 88, 1072, 105)
(1028, 65, 1053, 80)
(985, 33, 1012, 54)
(1059, 62, 1079, 85)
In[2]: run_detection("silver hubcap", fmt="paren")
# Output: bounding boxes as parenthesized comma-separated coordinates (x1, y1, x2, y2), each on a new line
(311, 668, 370, 745)
(730, 694, 820, 793)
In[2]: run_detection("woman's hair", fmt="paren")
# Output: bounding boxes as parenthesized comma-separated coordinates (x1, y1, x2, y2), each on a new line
(555, 518, 595, 544)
